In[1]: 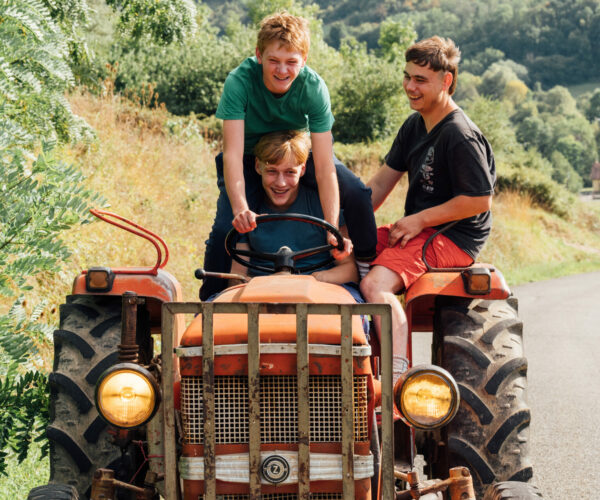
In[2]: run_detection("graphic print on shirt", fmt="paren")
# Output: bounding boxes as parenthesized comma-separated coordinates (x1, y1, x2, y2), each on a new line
(420, 146, 435, 193)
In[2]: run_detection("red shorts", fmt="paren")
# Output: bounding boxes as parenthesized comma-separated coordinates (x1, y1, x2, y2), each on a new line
(372, 225, 474, 289)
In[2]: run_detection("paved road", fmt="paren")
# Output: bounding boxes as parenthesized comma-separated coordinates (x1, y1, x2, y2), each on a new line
(514, 272, 600, 500)
(412, 272, 600, 499)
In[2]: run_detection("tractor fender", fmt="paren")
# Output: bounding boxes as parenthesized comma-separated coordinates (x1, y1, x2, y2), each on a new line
(405, 266, 511, 333)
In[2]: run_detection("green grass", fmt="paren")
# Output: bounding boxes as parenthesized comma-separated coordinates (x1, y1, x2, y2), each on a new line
(0, 443, 48, 498)
(507, 256, 600, 285)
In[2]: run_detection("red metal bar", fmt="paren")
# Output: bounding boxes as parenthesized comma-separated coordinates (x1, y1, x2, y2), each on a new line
(90, 208, 169, 274)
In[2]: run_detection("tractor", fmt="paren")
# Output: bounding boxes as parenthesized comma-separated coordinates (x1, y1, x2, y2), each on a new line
(27, 209, 542, 500)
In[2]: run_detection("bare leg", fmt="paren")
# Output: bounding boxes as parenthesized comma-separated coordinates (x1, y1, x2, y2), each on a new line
(360, 265, 408, 359)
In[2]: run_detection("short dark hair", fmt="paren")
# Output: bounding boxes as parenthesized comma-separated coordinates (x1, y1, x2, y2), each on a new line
(405, 36, 461, 95)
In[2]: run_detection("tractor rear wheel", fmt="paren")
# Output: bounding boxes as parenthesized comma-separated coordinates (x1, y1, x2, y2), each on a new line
(431, 297, 534, 498)
(47, 295, 123, 497)
(27, 483, 80, 500)
(482, 481, 543, 499)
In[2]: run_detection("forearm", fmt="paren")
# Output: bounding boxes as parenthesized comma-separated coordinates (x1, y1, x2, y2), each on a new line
(315, 167, 340, 226)
(311, 131, 340, 226)
(222, 120, 247, 214)
(223, 153, 248, 213)
(313, 259, 358, 285)
(414, 194, 492, 228)
(367, 164, 404, 211)
(388, 194, 491, 248)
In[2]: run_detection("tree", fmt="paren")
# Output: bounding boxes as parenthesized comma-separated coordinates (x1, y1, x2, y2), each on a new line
(478, 62, 521, 100)
(377, 18, 415, 62)
(550, 150, 583, 193)
(328, 37, 409, 143)
(462, 48, 505, 76)
(535, 85, 578, 116)
(105, 0, 197, 45)
(0, 0, 102, 472)
(584, 88, 600, 122)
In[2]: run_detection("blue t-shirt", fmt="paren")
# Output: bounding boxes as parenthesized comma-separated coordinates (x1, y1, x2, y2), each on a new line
(216, 57, 334, 154)
(240, 187, 343, 275)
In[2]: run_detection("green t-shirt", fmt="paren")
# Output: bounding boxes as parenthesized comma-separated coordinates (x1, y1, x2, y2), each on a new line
(216, 57, 335, 154)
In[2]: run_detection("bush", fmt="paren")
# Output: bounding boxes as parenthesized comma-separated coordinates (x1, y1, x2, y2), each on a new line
(113, 11, 254, 117)
(327, 38, 408, 143)
(496, 160, 573, 217)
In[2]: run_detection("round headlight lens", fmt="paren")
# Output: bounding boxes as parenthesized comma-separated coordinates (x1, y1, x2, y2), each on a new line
(395, 365, 459, 429)
(96, 364, 159, 428)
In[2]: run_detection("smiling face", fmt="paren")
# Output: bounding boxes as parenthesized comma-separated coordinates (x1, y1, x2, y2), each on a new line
(256, 156, 306, 211)
(256, 42, 306, 95)
(403, 61, 453, 118)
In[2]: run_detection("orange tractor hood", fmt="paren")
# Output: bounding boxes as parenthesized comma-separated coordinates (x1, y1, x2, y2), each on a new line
(181, 275, 368, 347)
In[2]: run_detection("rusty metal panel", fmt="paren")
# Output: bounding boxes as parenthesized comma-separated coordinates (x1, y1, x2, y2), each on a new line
(202, 303, 216, 500)
(162, 302, 202, 500)
(296, 303, 310, 499)
(163, 301, 393, 500)
(340, 305, 355, 499)
(247, 303, 261, 499)
(378, 304, 394, 500)
(160, 303, 177, 500)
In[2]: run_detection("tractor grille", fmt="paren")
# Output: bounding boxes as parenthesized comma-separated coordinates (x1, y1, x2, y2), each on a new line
(181, 375, 368, 444)
(200, 495, 342, 499)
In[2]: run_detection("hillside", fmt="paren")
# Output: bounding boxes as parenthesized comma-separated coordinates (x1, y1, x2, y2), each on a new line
(202, 0, 600, 89)
(53, 89, 600, 305)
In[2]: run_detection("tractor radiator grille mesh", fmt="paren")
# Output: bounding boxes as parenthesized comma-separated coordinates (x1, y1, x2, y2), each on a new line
(181, 375, 368, 444)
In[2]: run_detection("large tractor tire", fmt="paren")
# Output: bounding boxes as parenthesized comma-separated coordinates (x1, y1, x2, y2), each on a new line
(47, 295, 123, 497)
(27, 484, 80, 500)
(431, 297, 534, 498)
(482, 481, 543, 499)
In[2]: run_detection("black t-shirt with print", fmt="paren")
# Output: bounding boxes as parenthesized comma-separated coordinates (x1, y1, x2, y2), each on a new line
(385, 108, 495, 259)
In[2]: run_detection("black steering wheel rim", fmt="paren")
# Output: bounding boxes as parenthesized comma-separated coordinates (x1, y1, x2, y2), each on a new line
(225, 213, 344, 274)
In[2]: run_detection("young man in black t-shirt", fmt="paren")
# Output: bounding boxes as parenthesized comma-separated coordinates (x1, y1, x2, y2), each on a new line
(360, 36, 496, 383)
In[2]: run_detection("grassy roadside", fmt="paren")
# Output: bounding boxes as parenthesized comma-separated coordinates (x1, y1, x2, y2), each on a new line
(0, 448, 48, 498)
(3, 89, 600, 494)
(59, 90, 600, 299)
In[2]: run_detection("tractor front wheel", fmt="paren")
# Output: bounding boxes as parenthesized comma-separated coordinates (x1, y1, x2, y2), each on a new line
(431, 297, 535, 498)
(47, 295, 123, 497)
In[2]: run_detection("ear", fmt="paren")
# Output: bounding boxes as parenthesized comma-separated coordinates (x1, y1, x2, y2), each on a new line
(443, 71, 453, 92)
(255, 47, 262, 64)
(255, 158, 262, 176)
(299, 163, 306, 176)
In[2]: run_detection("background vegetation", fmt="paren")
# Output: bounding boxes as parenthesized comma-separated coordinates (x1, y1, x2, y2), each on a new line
(1, 0, 600, 494)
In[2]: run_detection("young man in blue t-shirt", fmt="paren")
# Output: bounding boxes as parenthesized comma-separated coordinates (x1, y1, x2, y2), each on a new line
(230, 130, 359, 287)
(201, 11, 376, 300)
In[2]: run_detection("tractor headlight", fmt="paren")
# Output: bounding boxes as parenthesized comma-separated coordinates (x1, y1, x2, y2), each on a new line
(394, 365, 459, 429)
(95, 363, 160, 428)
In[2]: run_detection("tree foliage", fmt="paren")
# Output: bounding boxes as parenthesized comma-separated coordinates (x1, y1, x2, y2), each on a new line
(0, 0, 92, 147)
(307, 0, 600, 89)
(510, 85, 597, 188)
(0, 0, 103, 471)
(106, 0, 197, 45)
(328, 38, 409, 143)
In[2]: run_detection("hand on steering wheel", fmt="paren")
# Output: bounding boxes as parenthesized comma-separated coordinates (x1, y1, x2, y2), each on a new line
(225, 213, 345, 274)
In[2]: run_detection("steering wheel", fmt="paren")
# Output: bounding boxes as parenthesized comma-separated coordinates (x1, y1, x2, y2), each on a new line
(225, 213, 345, 274)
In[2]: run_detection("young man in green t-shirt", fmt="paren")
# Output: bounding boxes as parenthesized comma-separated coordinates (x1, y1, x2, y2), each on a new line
(201, 11, 377, 300)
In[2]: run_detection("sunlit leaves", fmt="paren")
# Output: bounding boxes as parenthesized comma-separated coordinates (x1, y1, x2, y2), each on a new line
(106, 0, 197, 46)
